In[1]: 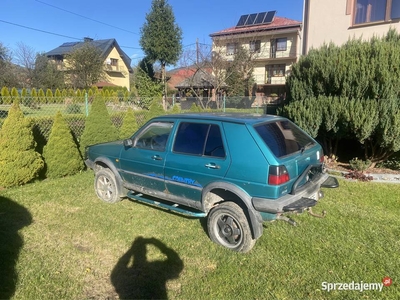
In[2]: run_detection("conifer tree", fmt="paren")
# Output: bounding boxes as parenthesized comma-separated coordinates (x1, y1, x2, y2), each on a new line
(119, 108, 138, 139)
(42, 112, 83, 178)
(46, 88, 53, 103)
(11, 87, 19, 103)
(38, 88, 45, 104)
(79, 96, 119, 154)
(0, 101, 43, 187)
(1, 86, 10, 104)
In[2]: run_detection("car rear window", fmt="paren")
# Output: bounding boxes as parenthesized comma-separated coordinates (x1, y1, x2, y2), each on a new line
(254, 120, 316, 158)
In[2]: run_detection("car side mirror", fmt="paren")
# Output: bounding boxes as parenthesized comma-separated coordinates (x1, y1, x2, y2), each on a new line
(123, 138, 133, 148)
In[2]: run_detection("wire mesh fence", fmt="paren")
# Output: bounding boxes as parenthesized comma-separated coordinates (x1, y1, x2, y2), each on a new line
(0, 95, 277, 144)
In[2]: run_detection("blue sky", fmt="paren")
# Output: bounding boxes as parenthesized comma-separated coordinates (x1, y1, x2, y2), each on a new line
(2, 0, 304, 66)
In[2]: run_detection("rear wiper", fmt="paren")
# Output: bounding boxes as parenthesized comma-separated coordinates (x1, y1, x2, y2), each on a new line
(301, 142, 314, 154)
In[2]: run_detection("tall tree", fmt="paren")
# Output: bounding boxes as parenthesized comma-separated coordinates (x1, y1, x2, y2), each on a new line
(32, 53, 64, 90)
(14, 42, 36, 88)
(224, 46, 255, 108)
(65, 42, 106, 89)
(0, 43, 18, 87)
(140, 0, 183, 108)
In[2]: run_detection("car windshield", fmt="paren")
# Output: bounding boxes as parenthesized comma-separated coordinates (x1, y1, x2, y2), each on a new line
(254, 120, 316, 158)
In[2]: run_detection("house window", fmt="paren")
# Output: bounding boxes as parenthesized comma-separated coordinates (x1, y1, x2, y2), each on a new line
(110, 58, 118, 66)
(276, 38, 287, 51)
(249, 40, 261, 53)
(353, 0, 400, 24)
(267, 64, 286, 77)
(226, 43, 237, 55)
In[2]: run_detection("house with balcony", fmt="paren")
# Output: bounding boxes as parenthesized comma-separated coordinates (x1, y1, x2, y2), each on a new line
(46, 38, 132, 91)
(302, 0, 400, 55)
(210, 11, 302, 106)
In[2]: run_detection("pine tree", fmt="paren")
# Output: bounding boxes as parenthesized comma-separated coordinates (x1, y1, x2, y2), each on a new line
(79, 96, 119, 154)
(0, 101, 43, 187)
(119, 108, 138, 139)
(42, 112, 83, 178)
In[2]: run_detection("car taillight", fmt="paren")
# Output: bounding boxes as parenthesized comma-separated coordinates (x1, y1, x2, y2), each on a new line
(268, 165, 290, 185)
(318, 150, 324, 163)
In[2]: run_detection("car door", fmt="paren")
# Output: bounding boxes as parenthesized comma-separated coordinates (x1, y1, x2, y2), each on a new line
(119, 121, 173, 193)
(164, 121, 231, 202)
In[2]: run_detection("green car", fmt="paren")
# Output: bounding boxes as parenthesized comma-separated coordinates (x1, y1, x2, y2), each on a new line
(85, 113, 338, 252)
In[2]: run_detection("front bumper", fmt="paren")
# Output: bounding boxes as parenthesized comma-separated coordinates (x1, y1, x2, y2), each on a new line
(252, 172, 338, 214)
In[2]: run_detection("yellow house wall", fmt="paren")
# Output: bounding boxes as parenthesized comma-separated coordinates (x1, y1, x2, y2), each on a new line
(105, 47, 130, 91)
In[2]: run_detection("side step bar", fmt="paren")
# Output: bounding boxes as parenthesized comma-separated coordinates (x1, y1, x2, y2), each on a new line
(283, 197, 317, 212)
(126, 191, 207, 217)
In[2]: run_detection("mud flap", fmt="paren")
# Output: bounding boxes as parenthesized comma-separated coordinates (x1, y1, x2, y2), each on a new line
(321, 176, 339, 188)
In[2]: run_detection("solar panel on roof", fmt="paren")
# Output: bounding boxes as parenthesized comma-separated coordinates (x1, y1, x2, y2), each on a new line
(254, 12, 267, 25)
(61, 42, 79, 47)
(245, 13, 257, 25)
(236, 14, 249, 27)
(264, 11, 276, 24)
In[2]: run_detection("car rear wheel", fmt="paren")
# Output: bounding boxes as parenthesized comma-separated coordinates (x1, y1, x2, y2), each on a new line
(94, 168, 121, 203)
(207, 202, 256, 253)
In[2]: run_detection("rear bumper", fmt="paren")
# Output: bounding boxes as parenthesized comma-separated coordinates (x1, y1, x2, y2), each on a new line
(252, 173, 338, 214)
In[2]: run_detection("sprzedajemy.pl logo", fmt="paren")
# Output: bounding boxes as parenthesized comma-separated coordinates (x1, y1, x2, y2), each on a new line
(321, 277, 392, 292)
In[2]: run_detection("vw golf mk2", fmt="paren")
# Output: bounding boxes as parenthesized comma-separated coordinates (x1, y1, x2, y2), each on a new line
(85, 113, 338, 252)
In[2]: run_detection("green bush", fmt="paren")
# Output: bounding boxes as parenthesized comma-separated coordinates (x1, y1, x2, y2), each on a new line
(349, 157, 371, 172)
(42, 112, 83, 178)
(65, 103, 82, 114)
(0, 101, 43, 188)
(119, 108, 138, 139)
(79, 97, 119, 154)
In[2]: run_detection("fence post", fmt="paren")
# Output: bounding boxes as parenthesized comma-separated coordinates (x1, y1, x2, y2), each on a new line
(223, 94, 226, 112)
(85, 92, 89, 116)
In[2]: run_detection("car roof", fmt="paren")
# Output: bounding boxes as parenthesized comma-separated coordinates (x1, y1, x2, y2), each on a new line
(154, 113, 283, 125)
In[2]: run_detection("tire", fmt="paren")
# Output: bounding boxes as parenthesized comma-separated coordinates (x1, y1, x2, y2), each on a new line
(207, 202, 256, 253)
(94, 168, 122, 203)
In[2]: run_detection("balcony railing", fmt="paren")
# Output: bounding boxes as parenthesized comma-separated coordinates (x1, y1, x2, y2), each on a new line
(252, 48, 297, 60)
(254, 74, 287, 85)
(105, 64, 122, 72)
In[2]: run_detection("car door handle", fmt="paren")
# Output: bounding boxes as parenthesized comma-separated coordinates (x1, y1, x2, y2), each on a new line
(205, 163, 220, 169)
(151, 155, 163, 161)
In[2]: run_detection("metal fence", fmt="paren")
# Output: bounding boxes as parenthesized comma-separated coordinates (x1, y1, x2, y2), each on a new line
(0, 95, 276, 145)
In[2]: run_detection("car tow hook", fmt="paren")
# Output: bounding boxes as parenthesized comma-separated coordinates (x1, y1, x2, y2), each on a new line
(307, 207, 327, 218)
(277, 215, 297, 226)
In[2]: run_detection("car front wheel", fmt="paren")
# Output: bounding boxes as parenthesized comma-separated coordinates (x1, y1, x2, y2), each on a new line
(94, 168, 121, 203)
(207, 202, 256, 253)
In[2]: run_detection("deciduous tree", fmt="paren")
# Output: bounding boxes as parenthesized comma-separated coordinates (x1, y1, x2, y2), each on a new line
(65, 42, 106, 89)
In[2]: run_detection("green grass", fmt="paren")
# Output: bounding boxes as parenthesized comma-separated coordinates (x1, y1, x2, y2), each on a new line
(0, 172, 399, 299)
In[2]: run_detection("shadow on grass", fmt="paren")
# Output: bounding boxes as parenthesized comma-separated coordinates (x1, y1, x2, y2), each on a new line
(111, 236, 183, 299)
(0, 196, 32, 299)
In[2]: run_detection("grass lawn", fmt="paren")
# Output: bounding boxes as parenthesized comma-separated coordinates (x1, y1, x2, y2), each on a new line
(0, 171, 399, 299)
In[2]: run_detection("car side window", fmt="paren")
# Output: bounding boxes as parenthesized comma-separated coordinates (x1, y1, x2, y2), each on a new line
(135, 122, 173, 151)
(173, 122, 225, 158)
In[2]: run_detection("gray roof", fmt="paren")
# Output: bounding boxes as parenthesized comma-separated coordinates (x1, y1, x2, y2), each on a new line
(46, 38, 132, 72)
(175, 70, 216, 89)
